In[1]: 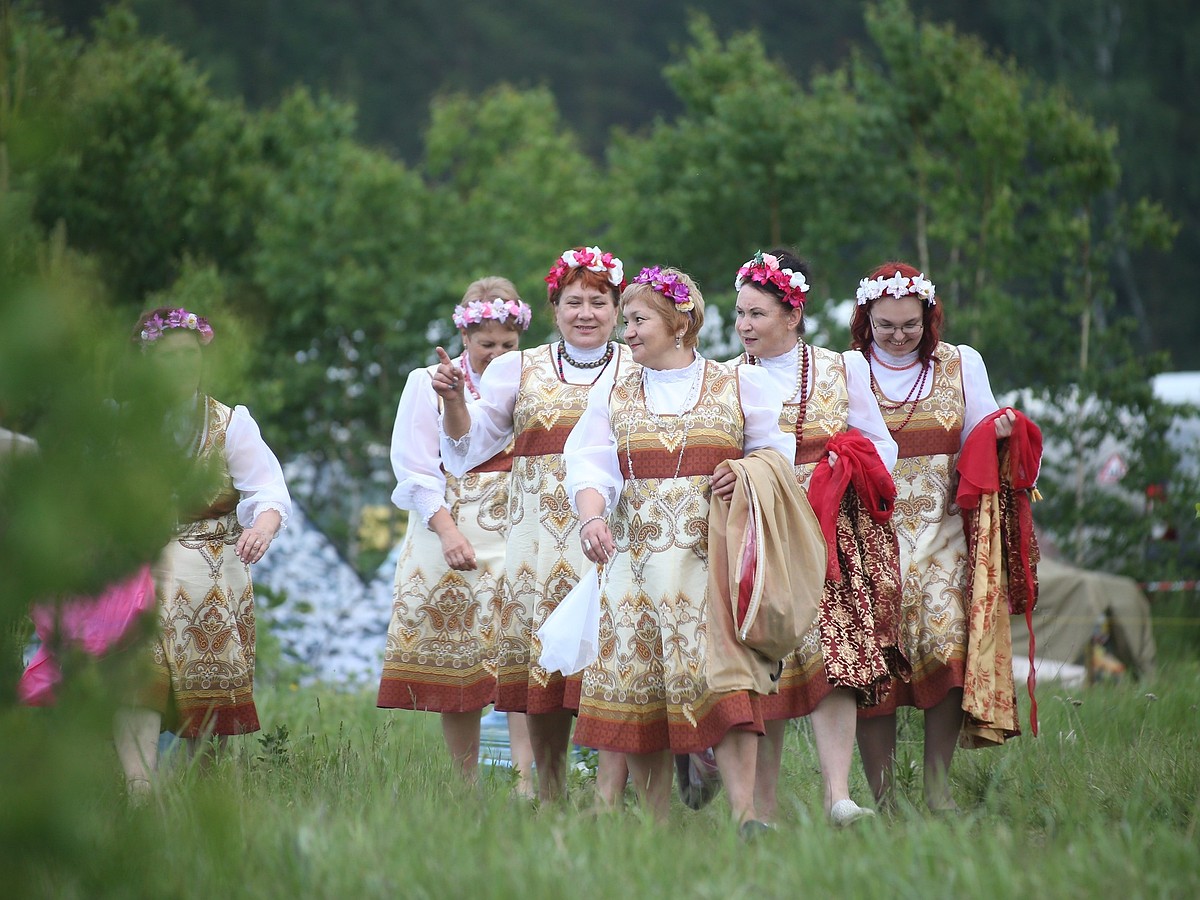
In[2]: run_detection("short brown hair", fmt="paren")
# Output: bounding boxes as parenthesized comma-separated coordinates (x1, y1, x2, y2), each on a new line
(620, 269, 705, 349)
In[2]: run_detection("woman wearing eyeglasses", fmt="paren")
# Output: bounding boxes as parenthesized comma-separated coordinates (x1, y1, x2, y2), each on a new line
(849, 260, 1016, 813)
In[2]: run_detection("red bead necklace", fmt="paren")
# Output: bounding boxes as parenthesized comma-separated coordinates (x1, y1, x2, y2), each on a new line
(869, 346, 931, 434)
(747, 342, 809, 451)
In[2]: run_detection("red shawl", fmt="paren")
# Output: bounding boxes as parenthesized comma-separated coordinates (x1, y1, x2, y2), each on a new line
(804, 429, 909, 705)
(807, 429, 896, 581)
(956, 409, 1042, 743)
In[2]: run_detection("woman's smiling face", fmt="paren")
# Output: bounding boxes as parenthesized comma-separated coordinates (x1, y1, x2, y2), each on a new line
(554, 285, 617, 350)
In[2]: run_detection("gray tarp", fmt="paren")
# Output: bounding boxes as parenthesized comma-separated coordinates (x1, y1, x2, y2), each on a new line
(1010, 557, 1157, 680)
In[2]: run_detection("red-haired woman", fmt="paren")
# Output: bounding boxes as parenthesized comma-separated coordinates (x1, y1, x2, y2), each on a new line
(378, 278, 536, 794)
(434, 247, 637, 802)
(850, 263, 1015, 812)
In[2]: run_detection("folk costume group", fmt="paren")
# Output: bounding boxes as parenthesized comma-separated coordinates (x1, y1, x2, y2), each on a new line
(19, 245, 1042, 832)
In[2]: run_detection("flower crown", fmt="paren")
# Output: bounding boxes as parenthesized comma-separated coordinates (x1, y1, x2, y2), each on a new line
(545, 245, 625, 297)
(139, 307, 214, 345)
(633, 266, 694, 312)
(734, 251, 809, 309)
(452, 297, 533, 331)
(855, 271, 937, 306)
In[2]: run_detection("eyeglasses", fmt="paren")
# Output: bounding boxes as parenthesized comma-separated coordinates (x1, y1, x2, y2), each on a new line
(870, 319, 924, 336)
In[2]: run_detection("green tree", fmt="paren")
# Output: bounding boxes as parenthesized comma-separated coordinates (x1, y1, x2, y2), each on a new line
(31, 5, 259, 303)
(421, 84, 606, 340)
(245, 88, 430, 553)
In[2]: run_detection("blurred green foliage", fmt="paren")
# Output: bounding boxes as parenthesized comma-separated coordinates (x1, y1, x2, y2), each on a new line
(2, 0, 1192, 574)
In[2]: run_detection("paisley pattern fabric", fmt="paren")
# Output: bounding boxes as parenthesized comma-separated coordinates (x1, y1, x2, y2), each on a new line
(760, 347, 904, 717)
(494, 344, 635, 713)
(572, 362, 763, 754)
(148, 397, 259, 737)
(861, 341, 968, 715)
(377, 458, 511, 712)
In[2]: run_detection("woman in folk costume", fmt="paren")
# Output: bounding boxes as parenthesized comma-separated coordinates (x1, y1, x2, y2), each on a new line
(434, 247, 636, 802)
(377, 278, 536, 794)
(566, 266, 815, 832)
(850, 261, 1025, 813)
(730, 249, 906, 827)
(126, 307, 291, 799)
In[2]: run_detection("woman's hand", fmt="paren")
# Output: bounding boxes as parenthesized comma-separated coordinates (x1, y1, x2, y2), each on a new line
(827, 450, 840, 469)
(236, 509, 282, 564)
(580, 517, 615, 565)
(995, 408, 1017, 439)
(710, 461, 738, 500)
(440, 526, 477, 571)
(430, 346, 466, 404)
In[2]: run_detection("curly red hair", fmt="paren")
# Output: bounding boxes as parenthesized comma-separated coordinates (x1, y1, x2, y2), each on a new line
(849, 261, 944, 363)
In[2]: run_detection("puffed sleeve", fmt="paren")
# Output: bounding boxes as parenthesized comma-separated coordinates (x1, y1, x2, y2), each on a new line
(440, 349, 521, 477)
(390, 367, 449, 525)
(736, 364, 794, 460)
(564, 381, 624, 515)
(958, 344, 1001, 448)
(844, 351, 899, 472)
(225, 406, 293, 530)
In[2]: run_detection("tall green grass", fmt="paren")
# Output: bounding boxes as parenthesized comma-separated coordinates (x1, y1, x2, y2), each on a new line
(5, 646, 1199, 898)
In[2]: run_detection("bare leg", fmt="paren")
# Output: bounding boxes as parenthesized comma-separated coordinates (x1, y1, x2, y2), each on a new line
(856, 712, 897, 806)
(713, 729, 759, 825)
(594, 750, 630, 811)
(809, 687, 857, 814)
(754, 719, 787, 823)
(441, 710, 483, 783)
(922, 688, 963, 811)
(505, 712, 536, 798)
(526, 709, 574, 802)
(624, 750, 672, 823)
(113, 706, 161, 800)
(185, 733, 228, 773)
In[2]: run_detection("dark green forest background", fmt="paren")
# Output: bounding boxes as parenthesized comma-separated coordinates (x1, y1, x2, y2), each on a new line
(5, 0, 1196, 577)
(41, 0, 1200, 371)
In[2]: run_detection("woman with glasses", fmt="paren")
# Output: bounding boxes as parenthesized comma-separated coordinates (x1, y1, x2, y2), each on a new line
(849, 261, 1015, 813)
(731, 249, 904, 827)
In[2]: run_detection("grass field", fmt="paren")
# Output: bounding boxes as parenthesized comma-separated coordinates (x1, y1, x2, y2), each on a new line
(4, 594, 1199, 899)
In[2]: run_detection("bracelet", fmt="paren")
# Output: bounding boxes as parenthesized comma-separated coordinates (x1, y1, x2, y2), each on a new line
(579, 514, 607, 532)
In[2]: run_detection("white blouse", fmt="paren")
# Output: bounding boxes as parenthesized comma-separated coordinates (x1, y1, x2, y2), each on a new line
(564, 354, 792, 516)
(440, 339, 625, 478)
(750, 345, 898, 472)
(868, 342, 999, 448)
(390, 356, 487, 526)
(225, 405, 292, 531)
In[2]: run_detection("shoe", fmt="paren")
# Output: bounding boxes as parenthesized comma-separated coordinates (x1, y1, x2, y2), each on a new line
(738, 819, 774, 841)
(125, 778, 153, 808)
(829, 798, 876, 827)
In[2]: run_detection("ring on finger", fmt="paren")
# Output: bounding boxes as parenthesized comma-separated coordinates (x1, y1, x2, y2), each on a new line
(583, 539, 592, 551)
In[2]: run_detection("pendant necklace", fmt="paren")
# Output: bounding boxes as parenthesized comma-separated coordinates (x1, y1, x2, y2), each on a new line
(627, 359, 704, 482)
